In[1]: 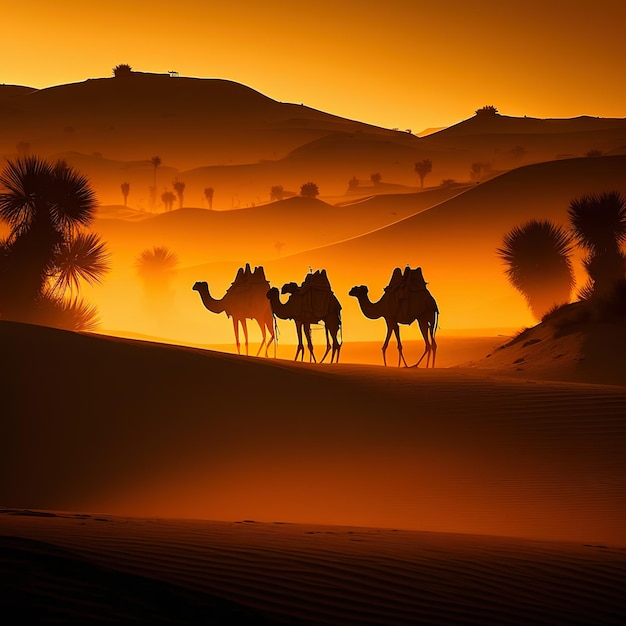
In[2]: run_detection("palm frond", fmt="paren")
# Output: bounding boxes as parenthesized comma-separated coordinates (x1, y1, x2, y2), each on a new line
(52, 231, 111, 294)
(497, 219, 575, 292)
(568, 191, 626, 251)
(49, 161, 98, 231)
(0, 156, 53, 230)
(135, 246, 179, 278)
(37, 291, 101, 331)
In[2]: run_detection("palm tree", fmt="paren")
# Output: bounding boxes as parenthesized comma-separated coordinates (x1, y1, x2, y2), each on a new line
(370, 172, 382, 185)
(52, 232, 110, 295)
(135, 246, 180, 310)
(497, 219, 575, 320)
(204, 186, 214, 209)
(0, 156, 109, 328)
(149, 156, 161, 210)
(161, 190, 176, 211)
(173, 179, 186, 209)
(121, 181, 130, 206)
(135, 245, 179, 281)
(414, 159, 432, 189)
(568, 191, 626, 298)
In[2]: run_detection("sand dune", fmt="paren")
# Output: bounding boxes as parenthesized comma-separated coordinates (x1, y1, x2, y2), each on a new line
(3, 75, 626, 208)
(2, 317, 625, 623)
(254, 154, 626, 334)
(2, 511, 625, 625)
(93, 186, 466, 266)
(4, 73, 626, 625)
(2, 320, 624, 545)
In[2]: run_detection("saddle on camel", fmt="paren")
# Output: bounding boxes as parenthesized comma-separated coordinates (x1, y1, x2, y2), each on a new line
(288, 269, 341, 319)
(384, 265, 432, 320)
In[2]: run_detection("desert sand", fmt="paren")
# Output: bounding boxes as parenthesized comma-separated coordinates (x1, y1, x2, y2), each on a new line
(2, 74, 626, 623)
(2, 319, 625, 624)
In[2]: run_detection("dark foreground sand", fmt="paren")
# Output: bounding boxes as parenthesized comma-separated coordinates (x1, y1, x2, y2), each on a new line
(1, 509, 625, 625)
(1, 320, 625, 624)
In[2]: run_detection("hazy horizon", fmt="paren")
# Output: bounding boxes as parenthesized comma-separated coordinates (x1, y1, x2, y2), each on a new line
(3, 0, 625, 132)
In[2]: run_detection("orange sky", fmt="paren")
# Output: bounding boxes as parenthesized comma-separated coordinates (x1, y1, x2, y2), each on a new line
(3, 1, 625, 132)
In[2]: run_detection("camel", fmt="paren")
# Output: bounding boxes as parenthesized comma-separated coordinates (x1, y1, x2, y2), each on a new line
(266, 269, 342, 363)
(192, 264, 275, 357)
(349, 266, 439, 368)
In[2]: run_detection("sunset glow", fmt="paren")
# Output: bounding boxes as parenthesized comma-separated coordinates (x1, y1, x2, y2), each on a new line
(2, 2, 626, 623)
(3, 1, 625, 132)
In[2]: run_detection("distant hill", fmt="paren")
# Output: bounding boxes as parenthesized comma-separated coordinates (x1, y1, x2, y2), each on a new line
(1, 73, 625, 209)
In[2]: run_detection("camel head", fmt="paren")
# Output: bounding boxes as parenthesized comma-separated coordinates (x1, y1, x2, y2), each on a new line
(192, 281, 207, 292)
(281, 282, 298, 295)
(348, 285, 368, 298)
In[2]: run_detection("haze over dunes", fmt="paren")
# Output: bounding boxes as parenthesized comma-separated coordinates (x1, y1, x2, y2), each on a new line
(2, 66, 626, 624)
(2, 74, 625, 208)
(84, 153, 626, 345)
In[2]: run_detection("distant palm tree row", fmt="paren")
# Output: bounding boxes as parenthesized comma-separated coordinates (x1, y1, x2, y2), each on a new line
(498, 191, 626, 320)
(0, 156, 110, 330)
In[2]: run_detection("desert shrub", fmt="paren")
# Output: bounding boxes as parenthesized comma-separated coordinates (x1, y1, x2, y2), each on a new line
(300, 182, 319, 198)
(113, 64, 132, 77)
(475, 105, 498, 116)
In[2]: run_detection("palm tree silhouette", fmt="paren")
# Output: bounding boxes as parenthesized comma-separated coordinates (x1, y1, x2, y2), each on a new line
(173, 179, 186, 209)
(204, 187, 214, 209)
(0, 156, 109, 329)
(150, 156, 161, 210)
(161, 190, 176, 212)
(121, 181, 130, 206)
(497, 219, 575, 320)
(568, 191, 626, 298)
(414, 159, 432, 189)
(135, 246, 180, 324)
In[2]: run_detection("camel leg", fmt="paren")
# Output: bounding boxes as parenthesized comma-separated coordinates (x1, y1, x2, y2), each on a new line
(294, 323, 305, 361)
(305, 324, 316, 363)
(430, 328, 437, 368)
(263, 323, 275, 357)
(394, 325, 408, 367)
(254, 319, 266, 357)
(319, 325, 332, 363)
(412, 319, 433, 368)
(332, 330, 342, 363)
(232, 318, 241, 355)
(241, 320, 249, 356)
(381, 324, 394, 366)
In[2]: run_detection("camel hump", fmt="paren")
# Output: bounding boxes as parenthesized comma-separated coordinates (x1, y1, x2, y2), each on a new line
(228, 264, 270, 303)
(406, 266, 427, 291)
(300, 269, 340, 318)
(252, 265, 267, 282)
(384, 267, 403, 293)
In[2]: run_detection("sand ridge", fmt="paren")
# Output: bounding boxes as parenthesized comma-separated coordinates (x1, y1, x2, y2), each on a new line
(1, 510, 625, 625)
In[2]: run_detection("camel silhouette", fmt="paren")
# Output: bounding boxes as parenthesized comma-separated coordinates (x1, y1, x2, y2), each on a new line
(192, 264, 275, 357)
(349, 266, 438, 367)
(266, 269, 342, 363)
